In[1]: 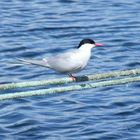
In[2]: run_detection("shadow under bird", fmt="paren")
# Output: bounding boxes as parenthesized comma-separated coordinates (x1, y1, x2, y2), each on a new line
(17, 39, 103, 80)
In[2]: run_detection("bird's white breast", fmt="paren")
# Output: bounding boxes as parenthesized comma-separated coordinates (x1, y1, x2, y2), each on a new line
(76, 48, 91, 68)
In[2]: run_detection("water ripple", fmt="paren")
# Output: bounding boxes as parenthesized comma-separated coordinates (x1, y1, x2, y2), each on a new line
(0, 0, 140, 139)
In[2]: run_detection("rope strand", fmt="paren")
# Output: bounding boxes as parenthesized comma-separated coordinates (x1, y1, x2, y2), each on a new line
(0, 76, 139, 101)
(0, 68, 140, 90)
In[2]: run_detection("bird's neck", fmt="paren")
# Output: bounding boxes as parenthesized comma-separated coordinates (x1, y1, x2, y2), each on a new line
(79, 44, 93, 51)
(79, 44, 92, 54)
(78, 45, 92, 61)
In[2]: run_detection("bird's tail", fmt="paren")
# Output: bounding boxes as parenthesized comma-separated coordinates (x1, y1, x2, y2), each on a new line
(16, 58, 50, 68)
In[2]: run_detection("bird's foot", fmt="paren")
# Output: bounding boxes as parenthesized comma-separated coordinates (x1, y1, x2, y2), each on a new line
(68, 74, 76, 81)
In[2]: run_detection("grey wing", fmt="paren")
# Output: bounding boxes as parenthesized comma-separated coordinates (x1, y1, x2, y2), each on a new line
(46, 51, 82, 73)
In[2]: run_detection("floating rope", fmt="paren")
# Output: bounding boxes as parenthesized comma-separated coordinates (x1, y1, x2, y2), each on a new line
(0, 76, 139, 101)
(0, 68, 140, 90)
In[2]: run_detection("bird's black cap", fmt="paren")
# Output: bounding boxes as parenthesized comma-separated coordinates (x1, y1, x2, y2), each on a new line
(77, 39, 95, 48)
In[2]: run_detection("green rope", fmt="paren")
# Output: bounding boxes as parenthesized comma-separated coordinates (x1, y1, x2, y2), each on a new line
(0, 76, 139, 101)
(0, 68, 140, 90)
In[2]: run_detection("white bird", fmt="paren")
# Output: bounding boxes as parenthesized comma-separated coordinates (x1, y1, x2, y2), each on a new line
(17, 39, 103, 80)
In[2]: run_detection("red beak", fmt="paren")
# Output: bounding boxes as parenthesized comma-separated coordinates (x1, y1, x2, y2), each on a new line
(95, 43, 104, 46)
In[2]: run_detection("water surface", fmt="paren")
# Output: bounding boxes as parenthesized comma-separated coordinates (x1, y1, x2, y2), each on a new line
(0, 0, 140, 139)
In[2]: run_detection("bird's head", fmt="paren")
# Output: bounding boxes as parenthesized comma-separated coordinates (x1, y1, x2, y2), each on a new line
(77, 39, 103, 50)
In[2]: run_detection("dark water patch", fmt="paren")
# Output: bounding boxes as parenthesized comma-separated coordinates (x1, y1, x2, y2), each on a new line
(26, 26, 88, 33)
(126, 62, 140, 68)
(0, 46, 26, 53)
(122, 42, 140, 47)
(58, 0, 77, 3)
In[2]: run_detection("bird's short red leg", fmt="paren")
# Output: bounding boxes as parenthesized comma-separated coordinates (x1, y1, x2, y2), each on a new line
(68, 74, 76, 81)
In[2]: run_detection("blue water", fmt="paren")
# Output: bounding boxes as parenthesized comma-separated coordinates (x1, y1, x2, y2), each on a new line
(0, 0, 140, 139)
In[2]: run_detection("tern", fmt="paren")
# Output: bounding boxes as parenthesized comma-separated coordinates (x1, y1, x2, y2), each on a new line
(17, 39, 103, 80)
